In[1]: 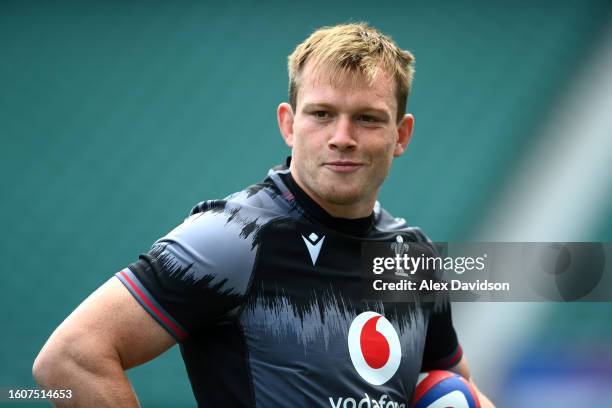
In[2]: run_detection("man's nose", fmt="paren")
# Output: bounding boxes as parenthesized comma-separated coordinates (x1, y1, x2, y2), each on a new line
(328, 116, 357, 150)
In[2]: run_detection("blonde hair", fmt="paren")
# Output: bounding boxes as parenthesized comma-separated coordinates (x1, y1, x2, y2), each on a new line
(288, 23, 415, 122)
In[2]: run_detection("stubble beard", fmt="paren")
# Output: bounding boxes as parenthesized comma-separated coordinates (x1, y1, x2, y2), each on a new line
(304, 165, 382, 208)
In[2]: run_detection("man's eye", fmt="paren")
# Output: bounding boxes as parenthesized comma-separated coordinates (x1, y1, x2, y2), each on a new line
(313, 111, 329, 119)
(358, 115, 378, 123)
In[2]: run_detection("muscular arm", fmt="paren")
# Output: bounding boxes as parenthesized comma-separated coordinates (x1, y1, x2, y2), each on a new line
(450, 356, 496, 408)
(32, 277, 176, 407)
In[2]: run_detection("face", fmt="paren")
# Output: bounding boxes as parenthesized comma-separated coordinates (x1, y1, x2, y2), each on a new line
(278, 61, 413, 218)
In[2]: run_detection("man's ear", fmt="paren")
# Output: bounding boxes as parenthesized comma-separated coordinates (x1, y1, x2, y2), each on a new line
(394, 113, 414, 157)
(277, 102, 295, 148)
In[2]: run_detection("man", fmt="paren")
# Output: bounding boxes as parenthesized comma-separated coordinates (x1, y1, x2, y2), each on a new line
(33, 23, 494, 407)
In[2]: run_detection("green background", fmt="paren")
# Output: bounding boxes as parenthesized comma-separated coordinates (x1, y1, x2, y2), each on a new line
(1, 1, 611, 406)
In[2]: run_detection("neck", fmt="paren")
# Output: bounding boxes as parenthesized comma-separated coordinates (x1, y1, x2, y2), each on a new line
(290, 170, 376, 219)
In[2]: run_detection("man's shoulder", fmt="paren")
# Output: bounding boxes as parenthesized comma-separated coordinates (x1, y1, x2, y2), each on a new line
(190, 176, 290, 219)
(147, 178, 292, 298)
(159, 177, 292, 251)
(373, 202, 432, 243)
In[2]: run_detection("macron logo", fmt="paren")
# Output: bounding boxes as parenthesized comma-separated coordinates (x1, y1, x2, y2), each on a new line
(302, 232, 325, 266)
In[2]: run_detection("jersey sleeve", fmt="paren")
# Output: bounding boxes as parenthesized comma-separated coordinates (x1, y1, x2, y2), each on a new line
(420, 298, 463, 370)
(410, 228, 463, 371)
(115, 203, 259, 342)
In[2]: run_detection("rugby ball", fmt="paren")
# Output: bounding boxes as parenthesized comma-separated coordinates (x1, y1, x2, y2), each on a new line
(411, 370, 480, 408)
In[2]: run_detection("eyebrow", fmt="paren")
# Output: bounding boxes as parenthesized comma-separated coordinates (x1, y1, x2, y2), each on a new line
(301, 103, 391, 121)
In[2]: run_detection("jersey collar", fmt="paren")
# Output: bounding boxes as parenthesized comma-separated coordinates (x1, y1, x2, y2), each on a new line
(275, 157, 375, 236)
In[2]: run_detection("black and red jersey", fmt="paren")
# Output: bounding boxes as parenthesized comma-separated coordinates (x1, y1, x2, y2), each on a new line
(116, 160, 462, 407)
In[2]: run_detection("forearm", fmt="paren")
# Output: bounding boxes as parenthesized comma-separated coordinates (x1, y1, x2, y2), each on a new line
(34, 355, 139, 407)
(33, 338, 140, 407)
(469, 380, 495, 408)
(450, 357, 496, 408)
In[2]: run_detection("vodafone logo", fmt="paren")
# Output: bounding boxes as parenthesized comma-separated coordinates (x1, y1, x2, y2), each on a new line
(348, 312, 401, 385)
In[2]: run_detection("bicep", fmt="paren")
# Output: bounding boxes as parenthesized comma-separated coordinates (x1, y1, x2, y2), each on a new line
(49, 276, 176, 370)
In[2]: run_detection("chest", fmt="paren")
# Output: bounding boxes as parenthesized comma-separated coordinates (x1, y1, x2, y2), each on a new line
(236, 220, 430, 405)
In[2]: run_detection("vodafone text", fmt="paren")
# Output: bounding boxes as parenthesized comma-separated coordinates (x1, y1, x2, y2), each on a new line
(329, 393, 405, 408)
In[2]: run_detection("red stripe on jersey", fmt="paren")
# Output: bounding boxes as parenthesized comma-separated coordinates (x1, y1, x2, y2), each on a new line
(445, 344, 463, 367)
(119, 270, 187, 341)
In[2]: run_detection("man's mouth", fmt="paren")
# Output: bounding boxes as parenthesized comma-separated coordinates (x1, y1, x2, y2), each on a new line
(323, 161, 364, 174)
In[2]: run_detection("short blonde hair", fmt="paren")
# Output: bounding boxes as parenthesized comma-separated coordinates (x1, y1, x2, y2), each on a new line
(288, 23, 415, 122)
